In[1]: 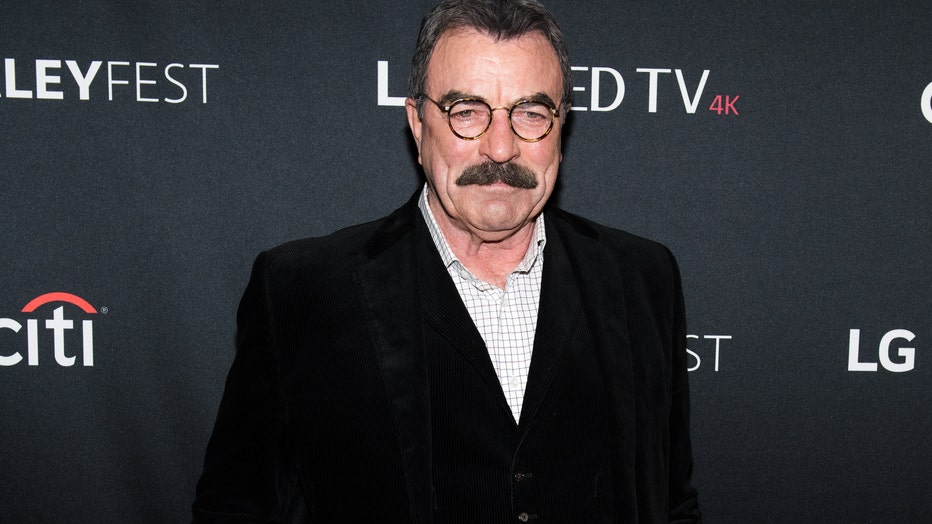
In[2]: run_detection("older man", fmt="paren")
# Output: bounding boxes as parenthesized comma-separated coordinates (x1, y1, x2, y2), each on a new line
(193, 0, 700, 522)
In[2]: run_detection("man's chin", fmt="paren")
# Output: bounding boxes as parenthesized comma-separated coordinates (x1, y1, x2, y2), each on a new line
(468, 206, 538, 235)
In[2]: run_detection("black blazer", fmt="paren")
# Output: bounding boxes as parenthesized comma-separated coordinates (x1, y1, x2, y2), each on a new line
(193, 194, 700, 523)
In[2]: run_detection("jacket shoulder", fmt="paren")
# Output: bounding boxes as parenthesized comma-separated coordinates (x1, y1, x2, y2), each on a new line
(547, 207, 677, 273)
(258, 198, 417, 275)
(264, 218, 384, 271)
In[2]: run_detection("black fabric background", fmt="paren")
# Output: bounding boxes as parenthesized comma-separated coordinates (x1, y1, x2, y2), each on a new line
(1, 1, 929, 522)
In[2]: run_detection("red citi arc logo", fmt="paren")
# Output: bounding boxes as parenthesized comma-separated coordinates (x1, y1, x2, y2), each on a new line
(0, 292, 98, 367)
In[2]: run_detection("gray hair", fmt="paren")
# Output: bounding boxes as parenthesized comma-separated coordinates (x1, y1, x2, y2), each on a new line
(408, 0, 573, 117)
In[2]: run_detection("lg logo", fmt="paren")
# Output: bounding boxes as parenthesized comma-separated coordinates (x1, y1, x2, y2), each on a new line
(847, 329, 917, 372)
(0, 292, 98, 367)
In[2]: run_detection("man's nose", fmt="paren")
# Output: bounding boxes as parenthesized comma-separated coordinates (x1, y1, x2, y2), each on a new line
(478, 109, 520, 164)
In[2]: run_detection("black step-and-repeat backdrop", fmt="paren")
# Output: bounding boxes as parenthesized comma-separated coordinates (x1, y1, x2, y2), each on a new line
(2, 1, 929, 522)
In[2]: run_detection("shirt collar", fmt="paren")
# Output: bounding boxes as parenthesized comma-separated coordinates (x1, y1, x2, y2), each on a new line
(418, 184, 546, 274)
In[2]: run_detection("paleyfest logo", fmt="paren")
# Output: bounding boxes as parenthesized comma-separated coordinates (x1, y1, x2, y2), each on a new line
(0, 292, 100, 367)
(0, 58, 218, 104)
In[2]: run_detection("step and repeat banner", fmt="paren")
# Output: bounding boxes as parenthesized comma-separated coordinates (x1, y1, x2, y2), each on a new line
(1, 1, 929, 522)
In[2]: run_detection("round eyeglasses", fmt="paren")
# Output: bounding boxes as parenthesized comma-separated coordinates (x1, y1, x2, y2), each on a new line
(421, 96, 560, 142)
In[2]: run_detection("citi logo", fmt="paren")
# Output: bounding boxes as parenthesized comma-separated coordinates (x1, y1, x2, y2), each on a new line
(0, 292, 99, 367)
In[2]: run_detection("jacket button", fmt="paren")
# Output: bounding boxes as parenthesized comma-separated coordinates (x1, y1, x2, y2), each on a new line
(517, 512, 530, 522)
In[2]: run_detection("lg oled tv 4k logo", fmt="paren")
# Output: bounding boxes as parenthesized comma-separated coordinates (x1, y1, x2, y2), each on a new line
(0, 292, 100, 367)
(377, 61, 741, 116)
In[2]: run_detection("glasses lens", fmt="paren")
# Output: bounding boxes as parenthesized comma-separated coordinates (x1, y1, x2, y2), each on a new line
(510, 102, 553, 141)
(448, 100, 491, 139)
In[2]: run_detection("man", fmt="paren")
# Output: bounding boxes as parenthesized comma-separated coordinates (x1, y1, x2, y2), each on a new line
(193, 0, 700, 522)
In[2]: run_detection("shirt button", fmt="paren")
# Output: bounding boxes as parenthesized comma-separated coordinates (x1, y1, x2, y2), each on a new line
(510, 376, 521, 388)
(517, 512, 530, 522)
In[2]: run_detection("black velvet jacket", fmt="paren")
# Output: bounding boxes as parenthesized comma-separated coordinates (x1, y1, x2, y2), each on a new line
(193, 194, 701, 523)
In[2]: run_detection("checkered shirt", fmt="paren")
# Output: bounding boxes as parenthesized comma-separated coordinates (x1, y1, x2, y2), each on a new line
(419, 186, 545, 423)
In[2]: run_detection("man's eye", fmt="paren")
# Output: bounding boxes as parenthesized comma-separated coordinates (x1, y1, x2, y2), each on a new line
(450, 103, 489, 123)
(513, 104, 550, 124)
(521, 110, 547, 121)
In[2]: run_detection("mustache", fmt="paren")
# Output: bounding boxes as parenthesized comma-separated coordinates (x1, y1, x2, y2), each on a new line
(455, 161, 538, 189)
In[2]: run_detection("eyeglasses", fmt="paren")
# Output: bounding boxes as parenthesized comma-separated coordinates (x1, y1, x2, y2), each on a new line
(421, 95, 560, 142)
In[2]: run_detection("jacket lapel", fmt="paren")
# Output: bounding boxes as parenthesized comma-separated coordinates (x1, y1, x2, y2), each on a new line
(353, 197, 433, 524)
(418, 229, 510, 415)
(518, 220, 583, 428)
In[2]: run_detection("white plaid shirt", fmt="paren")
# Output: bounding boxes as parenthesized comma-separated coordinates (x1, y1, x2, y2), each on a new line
(419, 186, 546, 423)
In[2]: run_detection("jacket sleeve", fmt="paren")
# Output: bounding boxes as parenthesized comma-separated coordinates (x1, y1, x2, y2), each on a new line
(667, 249, 702, 523)
(192, 251, 308, 523)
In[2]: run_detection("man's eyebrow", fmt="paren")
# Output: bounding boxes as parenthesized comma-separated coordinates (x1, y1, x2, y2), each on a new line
(523, 92, 557, 107)
(438, 90, 483, 105)
(437, 90, 557, 107)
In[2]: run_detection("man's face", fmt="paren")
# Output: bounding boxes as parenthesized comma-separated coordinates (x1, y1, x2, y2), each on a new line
(406, 28, 564, 242)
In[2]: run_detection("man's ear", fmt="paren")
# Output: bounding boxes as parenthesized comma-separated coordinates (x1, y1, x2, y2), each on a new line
(405, 98, 423, 165)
